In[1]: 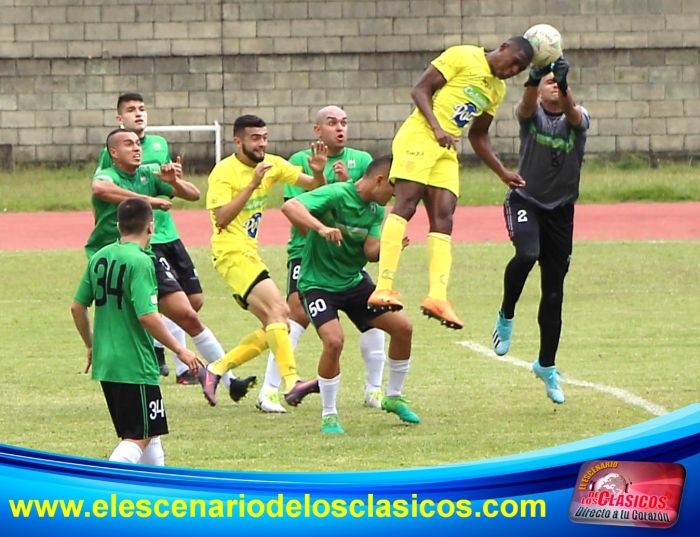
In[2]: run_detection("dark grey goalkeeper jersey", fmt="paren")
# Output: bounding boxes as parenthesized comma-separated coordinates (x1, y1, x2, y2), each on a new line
(514, 103, 590, 209)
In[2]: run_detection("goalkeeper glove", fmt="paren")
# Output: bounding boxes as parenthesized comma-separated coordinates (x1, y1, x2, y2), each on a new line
(524, 63, 553, 87)
(552, 56, 570, 93)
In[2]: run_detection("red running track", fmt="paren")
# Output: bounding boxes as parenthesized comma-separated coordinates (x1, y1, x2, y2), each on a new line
(0, 203, 699, 251)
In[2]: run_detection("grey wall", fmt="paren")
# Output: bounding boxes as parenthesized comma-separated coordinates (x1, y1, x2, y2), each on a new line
(1, 0, 699, 166)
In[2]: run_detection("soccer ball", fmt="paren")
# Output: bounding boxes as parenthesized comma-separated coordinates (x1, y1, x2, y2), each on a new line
(524, 24, 563, 66)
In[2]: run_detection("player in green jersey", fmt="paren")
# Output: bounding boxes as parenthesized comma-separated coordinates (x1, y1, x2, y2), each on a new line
(281, 156, 420, 434)
(89, 127, 257, 403)
(257, 106, 388, 414)
(72, 197, 204, 465)
(96, 93, 246, 390)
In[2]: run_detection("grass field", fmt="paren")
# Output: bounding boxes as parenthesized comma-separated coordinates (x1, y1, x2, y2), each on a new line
(3, 160, 700, 212)
(0, 241, 698, 472)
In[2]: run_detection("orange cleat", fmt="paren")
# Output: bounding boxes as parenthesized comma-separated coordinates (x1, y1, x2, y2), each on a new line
(367, 289, 404, 312)
(420, 297, 464, 330)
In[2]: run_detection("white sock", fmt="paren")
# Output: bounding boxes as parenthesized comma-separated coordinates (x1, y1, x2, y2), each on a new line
(386, 358, 410, 397)
(261, 351, 282, 392)
(288, 319, 305, 348)
(261, 319, 306, 393)
(360, 328, 386, 391)
(163, 316, 188, 376)
(138, 437, 165, 466)
(190, 327, 237, 388)
(319, 375, 340, 417)
(109, 441, 143, 464)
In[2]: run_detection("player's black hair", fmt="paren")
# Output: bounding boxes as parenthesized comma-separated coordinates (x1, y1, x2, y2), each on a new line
(117, 198, 153, 236)
(117, 93, 145, 112)
(365, 154, 393, 177)
(105, 128, 128, 149)
(507, 36, 535, 61)
(233, 115, 266, 137)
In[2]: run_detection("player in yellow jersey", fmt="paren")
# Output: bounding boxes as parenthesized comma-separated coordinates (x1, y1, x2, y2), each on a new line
(368, 37, 534, 329)
(199, 115, 327, 407)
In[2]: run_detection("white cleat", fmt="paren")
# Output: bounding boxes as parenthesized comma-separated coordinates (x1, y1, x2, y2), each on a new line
(256, 390, 286, 413)
(364, 387, 384, 409)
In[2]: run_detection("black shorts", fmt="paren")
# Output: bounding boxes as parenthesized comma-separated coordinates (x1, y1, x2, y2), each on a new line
(101, 381, 169, 440)
(504, 190, 574, 267)
(301, 272, 382, 333)
(152, 240, 203, 299)
(286, 258, 302, 297)
(233, 270, 271, 310)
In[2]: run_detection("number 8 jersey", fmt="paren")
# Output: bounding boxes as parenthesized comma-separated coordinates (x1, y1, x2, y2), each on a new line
(206, 153, 303, 255)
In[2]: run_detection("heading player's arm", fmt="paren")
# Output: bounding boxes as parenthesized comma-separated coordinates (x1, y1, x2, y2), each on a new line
(411, 66, 460, 149)
(468, 113, 526, 189)
(212, 162, 272, 230)
(281, 198, 342, 245)
(91, 179, 172, 211)
(411, 66, 446, 132)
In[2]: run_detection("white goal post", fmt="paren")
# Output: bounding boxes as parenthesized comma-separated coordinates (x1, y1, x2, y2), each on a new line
(145, 121, 222, 163)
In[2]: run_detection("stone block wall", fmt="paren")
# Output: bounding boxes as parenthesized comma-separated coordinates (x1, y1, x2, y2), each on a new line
(1, 0, 699, 166)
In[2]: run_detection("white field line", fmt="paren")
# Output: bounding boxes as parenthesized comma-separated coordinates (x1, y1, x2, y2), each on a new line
(456, 341, 668, 417)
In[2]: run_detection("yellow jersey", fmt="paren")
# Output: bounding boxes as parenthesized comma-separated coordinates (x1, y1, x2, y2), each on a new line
(206, 153, 302, 252)
(408, 45, 507, 137)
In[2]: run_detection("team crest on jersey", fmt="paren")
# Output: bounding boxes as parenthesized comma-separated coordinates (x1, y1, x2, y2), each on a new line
(140, 176, 148, 184)
(153, 143, 162, 150)
(347, 159, 356, 168)
(404, 160, 416, 174)
(452, 102, 478, 128)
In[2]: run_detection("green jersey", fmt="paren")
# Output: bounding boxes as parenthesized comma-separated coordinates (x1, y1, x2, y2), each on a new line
(285, 147, 373, 260)
(96, 134, 179, 244)
(85, 166, 173, 257)
(74, 241, 160, 385)
(297, 182, 385, 294)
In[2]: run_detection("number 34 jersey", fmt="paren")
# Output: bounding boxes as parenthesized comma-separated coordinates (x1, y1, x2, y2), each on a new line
(206, 153, 302, 255)
(74, 242, 160, 385)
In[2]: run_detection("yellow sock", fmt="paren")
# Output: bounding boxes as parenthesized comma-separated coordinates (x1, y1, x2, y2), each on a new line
(266, 322, 300, 392)
(427, 232, 452, 301)
(376, 213, 408, 291)
(208, 329, 267, 376)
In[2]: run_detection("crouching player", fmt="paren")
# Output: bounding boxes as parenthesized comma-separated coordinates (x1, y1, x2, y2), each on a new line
(281, 155, 420, 434)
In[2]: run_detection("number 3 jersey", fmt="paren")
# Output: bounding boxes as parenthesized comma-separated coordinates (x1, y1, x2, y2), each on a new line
(206, 153, 302, 255)
(74, 242, 160, 385)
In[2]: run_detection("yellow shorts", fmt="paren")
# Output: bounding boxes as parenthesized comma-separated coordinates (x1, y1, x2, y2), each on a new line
(390, 119, 460, 197)
(212, 249, 270, 309)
